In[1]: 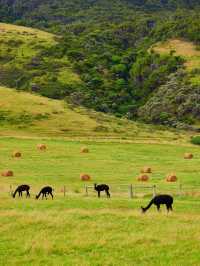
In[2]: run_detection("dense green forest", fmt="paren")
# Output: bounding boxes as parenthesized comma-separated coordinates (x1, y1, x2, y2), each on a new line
(0, 0, 200, 129)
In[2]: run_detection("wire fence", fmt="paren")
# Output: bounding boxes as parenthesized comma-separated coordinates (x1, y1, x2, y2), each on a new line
(1, 183, 200, 199)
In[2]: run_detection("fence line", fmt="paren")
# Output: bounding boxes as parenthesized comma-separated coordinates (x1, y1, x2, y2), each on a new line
(2, 183, 200, 199)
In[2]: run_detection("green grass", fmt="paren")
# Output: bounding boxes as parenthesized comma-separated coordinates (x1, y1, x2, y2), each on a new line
(0, 23, 80, 90)
(0, 86, 188, 143)
(1, 137, 200, 265)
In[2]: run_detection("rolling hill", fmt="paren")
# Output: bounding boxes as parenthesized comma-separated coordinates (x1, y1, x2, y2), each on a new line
(0, 23, 81, 98)
(0, 2, 200, 129)
(0, 85, 187, 142)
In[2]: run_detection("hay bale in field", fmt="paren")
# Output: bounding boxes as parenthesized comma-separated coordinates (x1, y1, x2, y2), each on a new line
(141, 166, 152, 174)
(1, 170, 14, 177)
(12, 151, 22, 158)
(184, 153, 193, 159)
(137, 174, 149, 181)
(166, 173, 177, 182)
(80, 147, 89, 153)
(80, 173, 91, 181)
(37, 144, 47, 150)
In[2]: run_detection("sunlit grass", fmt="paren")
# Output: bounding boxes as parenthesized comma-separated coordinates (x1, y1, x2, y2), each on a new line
(1, 137, 200, 265)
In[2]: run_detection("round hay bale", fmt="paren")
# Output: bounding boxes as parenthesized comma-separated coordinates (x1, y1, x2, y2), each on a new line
(184, 153, 193, 159)
(12, 151, 22, 158)
(166, 173, 177, 182)
(141, 166, 152, 174)
(80, 147, 89, 153)
(1, 170, 14, 177)
(37, 144, 47, 150)
(137, 174, 149, 181)
(80, 173, 91, 181)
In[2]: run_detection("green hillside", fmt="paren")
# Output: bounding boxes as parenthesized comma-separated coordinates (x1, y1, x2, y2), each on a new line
(0, 85, 187, 142)
(1, 2, 200, 127)
(0, 23, 80, 98)
(138, 38, 200, 128)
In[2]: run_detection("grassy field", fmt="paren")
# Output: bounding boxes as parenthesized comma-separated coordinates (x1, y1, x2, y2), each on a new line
(1, 137, 200, 265)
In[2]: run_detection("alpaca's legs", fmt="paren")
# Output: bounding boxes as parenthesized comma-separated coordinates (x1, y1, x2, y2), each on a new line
(98, 191, 100, 198)
(166, 204, 172, 212)
(156, 204, 160, 211)
(106, 190, 110, 198)
(50, 192, 53, 199)
(45, 193, 47, 200)
(27, 190, 30, 198)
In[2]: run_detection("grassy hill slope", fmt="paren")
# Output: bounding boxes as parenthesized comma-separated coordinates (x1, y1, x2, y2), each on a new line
(0, 86, 187, 142)
(152, 38, 200, 84)
(0, 23, 80, 98)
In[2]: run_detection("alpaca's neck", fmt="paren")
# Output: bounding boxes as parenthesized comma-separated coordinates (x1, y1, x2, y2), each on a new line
(142, 199, 154, 212)
(36, 191, 42, 198)
(13, 189, 18, 198)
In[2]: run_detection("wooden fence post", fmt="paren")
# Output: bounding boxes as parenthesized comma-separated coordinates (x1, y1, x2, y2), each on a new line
(85, 185, 88, 196)
(152, 185, 156, 197)
(63, 186, 66, 197)
(9, 185, 12, 196)
(179, 183, 182, 196)
(129, 184, 134, 198)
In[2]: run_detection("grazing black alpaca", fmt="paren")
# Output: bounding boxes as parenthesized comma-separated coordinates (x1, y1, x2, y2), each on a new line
(36, 186, 54, 200)
(94, 183, 110, 198)
(12, 184, 30, 198)
(141, 194, 173, 213)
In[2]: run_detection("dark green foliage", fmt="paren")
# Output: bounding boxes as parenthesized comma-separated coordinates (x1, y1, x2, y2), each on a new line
(1, 0, 200, 126)
(138, 71, 200, 130)
(191, 136, 200, 145)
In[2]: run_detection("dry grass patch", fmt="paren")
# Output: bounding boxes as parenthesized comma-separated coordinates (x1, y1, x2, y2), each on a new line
(80, 174, 91, 181)
(12, 151, 22, 158)
(141, 166, 152, 173)
(1, 170, 14, 177)
(184, 153, 193, 159)
(166, 173, 177, 182)
(152, 38, 200, 71)
(137, 174, 149, 181)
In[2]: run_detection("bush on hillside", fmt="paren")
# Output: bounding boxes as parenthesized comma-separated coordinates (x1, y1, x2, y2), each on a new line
(191, 136, 200, 145)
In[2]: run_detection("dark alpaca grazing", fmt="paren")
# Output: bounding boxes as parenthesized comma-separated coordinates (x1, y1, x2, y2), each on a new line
(12, 184, 30, 198)
(141, 194, 173, 213)
(36, 186, 54, 200)
(94, 183, 110, 198)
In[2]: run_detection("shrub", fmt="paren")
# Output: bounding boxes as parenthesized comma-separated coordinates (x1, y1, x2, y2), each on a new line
(191, 136, 200, 145)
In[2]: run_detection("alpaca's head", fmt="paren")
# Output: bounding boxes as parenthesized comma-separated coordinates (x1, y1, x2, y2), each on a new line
(141, 207, 146, 213)
(12, 192, 15, 198)
(35, 195, 39, 199)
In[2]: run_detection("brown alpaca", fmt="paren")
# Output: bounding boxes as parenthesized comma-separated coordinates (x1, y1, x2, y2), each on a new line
(94, 183, 111, 198)
(36, 186, 54, 200)
(12, 185, 30, 198)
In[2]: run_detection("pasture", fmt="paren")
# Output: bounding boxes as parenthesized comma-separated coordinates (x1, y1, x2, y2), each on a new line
(1, 137, 200, 265)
